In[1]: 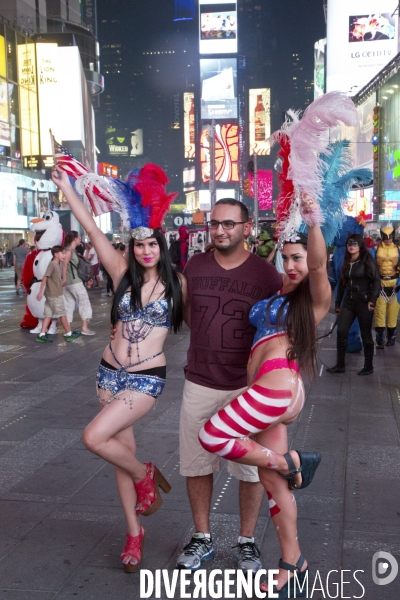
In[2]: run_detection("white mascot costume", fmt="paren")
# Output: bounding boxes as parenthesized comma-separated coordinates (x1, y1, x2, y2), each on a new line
(28, 211, 64, 334)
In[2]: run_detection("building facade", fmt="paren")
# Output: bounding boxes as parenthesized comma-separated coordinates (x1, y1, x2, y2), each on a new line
(0, 1, 104, 248)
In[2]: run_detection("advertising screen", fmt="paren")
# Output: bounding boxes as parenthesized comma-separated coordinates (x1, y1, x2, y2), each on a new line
(200, 58, 237, 119)
(57, 47, 85, 146)
(36, 43, 61, 156)
(200, 123, 239, 182)
(314, 39, 326, 99)
(327, 1, 399, 93)
(347, 187, 373, 218)
(183, 93, 195, 159)
(183, 166, 196, 191)
(379, 194, 400, 220)
(249, 89, 271, 156)
(130, 129, 143, 156)
(175, 0, 196, 21)
(17, 42, 39, 156)
(98, 163, 118, 178)
(199, 1, 237, 54)
(105, 126, 139, 156)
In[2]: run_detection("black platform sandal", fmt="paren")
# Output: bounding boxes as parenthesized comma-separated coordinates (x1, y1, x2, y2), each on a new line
(279, 451, 322, 490)
(269, 555, 308, 598)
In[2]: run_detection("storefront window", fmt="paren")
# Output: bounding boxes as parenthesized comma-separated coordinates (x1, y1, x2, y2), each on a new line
(17, 188, 27, 216)
(17, 188, 37, 217)
(377, 71, 400, 220)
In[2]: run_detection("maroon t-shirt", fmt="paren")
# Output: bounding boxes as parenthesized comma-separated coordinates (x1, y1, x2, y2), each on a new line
(184, 251, 283, 390)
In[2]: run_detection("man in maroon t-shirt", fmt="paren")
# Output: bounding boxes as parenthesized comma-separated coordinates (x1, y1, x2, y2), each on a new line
(177, 199, 282, 572)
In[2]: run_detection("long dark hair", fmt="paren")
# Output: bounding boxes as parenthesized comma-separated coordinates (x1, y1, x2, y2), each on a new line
(341, 234, 375, 282)
(111, 231, 183, 332)
(64, 231, 79, 246)
(273, 277, 317, 379)
(271, 240, 320, 378)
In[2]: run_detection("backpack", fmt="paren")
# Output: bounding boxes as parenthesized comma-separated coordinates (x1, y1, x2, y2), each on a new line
(70, 252, 94, 282)
(169, 240, 181, 265)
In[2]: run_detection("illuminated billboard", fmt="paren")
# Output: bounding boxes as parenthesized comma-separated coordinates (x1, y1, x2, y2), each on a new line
(98, 163, 119, 178)
(199, 1, 237, 54)
(36, 43, 62, 156)
(183, 93, 195, 158)
(105, 127, 143, 156)
(183, 166, 196, 191)
(249, 89, 271, 156)
(200, 58, 237, 119)
(200, 123, 239, 183)
(17, 42, 39, 156)
(327, 1, 399, 93)
(0, 81, 9, 146)
(130, 129, 143, 156)
(314, 39, 326, 99)
(57, 47, 87, 146)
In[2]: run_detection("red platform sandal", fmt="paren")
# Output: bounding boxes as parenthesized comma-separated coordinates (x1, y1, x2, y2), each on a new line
(135, 462, 172, 516)
(121, 526, 145, 573)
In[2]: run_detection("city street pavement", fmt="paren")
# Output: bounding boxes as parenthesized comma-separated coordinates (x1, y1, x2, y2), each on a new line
(0, 267, 399, 600)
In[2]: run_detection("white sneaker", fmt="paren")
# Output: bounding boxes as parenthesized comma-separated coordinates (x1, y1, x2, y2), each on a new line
(81, 329, 96, 336)
(30, 324, 42, 334)
(47, 322, 58, 335)
(176, 532, 214, 571)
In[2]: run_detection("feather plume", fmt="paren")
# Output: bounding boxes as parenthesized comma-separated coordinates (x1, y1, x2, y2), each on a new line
(271, 92, 360, 247)
(284, 91, 358, 201)
(133, 164, 178, 229)
(318, 141, 372, 245)
(297, 142, 372, 245)
(75, 163, 177, 231)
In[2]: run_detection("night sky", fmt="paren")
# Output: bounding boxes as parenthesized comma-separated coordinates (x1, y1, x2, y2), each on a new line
(97, 0, 327, 103)
(96, 0, 328, 183)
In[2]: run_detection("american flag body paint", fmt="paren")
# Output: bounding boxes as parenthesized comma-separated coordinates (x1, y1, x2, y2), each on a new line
(267, 491, 281, 518)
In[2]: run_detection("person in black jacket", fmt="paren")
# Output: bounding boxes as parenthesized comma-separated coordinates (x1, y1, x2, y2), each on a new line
(327, 233, 381, 376)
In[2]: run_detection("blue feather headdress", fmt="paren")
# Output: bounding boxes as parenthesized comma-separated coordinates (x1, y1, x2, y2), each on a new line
(298, 140, 372, 245)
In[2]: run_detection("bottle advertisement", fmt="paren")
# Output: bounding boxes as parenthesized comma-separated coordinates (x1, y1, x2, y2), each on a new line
(249, 88, 271, 155)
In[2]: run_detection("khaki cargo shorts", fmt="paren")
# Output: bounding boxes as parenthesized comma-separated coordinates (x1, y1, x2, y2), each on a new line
(44, 295, 66, 318)
(179, 379, 260, 482)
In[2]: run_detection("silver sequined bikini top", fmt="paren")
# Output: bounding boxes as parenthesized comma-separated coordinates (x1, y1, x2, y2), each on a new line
(117, 292, 171, 328)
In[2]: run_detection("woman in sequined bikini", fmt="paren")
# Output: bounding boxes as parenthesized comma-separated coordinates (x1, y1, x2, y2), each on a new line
(199, 195, 331, 598)
(52, 165, 186, 573)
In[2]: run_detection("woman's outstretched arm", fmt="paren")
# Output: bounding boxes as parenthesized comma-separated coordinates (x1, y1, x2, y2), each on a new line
(51, 167, 126, 279)
(302, 195, 332, 324)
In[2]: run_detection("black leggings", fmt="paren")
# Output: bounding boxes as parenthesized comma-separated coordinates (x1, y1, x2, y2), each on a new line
(105, 272, 113, 294)
(336, 295, 374, 367)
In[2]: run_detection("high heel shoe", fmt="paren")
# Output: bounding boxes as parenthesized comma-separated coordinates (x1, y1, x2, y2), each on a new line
(260, 556, 308, 598)
(121, 526, 145, 573)
(135, 462, 172, 516)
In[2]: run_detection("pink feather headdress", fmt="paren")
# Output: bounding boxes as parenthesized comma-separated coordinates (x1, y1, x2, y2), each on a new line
(271, 91, 358, 247)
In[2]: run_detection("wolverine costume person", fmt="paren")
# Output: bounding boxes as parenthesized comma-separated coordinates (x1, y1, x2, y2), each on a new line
(370, 226, 400, 348)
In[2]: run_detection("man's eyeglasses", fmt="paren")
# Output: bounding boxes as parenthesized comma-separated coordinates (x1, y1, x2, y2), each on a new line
(207, 220, 247, 230)
(347, 241, 359, 247)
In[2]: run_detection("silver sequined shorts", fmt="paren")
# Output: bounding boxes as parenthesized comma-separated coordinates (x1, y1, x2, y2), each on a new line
(96, 362, 166, 408)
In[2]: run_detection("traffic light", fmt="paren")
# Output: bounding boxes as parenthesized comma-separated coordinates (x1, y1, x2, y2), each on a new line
(243, 179, 251, 195)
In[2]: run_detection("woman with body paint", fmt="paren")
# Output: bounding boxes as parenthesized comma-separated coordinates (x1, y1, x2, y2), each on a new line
(199, 194, 331, 599)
